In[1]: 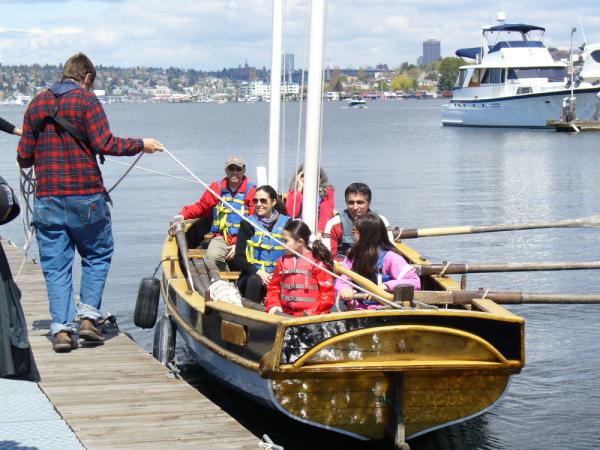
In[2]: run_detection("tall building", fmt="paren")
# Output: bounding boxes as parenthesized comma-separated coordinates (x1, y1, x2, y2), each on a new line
(422, 39, 441, 66)
(282, 53, 294, 78)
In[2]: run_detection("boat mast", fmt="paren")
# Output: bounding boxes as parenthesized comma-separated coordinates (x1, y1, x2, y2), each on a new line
(268, 0, 284, 190)
(302, 0, 326, 233)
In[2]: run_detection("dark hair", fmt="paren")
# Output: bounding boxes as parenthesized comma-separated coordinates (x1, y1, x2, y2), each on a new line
(256, 185, 286, 214)
(62, 53, 96, 84)
(347, 213, 398, 279)
(284, 219, 333, 270)
(344, 182, 371, 203)
(288, 164, 332, 199)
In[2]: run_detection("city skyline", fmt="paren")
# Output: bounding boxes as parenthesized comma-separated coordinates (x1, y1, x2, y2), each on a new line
(1, 0, 599, 70)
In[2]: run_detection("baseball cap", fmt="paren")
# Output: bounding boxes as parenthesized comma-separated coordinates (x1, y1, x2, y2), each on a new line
(225, 155, 245, 169)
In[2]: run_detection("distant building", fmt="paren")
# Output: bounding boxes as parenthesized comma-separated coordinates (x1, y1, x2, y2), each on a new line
(239, 80, 299, 98)
(282, 53, 294, 77)
(422, 39, 441, 66)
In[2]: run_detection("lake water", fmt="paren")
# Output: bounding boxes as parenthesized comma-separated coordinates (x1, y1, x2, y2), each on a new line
(1, 100, 599, 449)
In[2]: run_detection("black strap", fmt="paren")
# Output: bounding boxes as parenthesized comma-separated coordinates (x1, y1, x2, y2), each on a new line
(32, 93, 105, 164)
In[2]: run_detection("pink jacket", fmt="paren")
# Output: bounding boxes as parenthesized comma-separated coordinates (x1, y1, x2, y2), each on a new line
(335, 251, 421, 293)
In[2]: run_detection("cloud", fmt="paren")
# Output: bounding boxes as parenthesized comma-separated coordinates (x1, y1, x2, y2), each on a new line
(0, 0, 599, 68)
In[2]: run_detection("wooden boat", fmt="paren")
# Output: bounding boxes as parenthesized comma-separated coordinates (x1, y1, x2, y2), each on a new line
(153, 216, 524, 446)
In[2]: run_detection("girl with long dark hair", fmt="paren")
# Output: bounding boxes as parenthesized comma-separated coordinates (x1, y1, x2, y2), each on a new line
(265, 219, 335, 316)
(234, 185, 290, 303)
(335, 213, 420, 308)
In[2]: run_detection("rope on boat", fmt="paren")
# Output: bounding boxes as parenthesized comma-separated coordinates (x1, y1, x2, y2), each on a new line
(15, 166, 36, 282)
(160, 147, 401, 308)
(258, 434, 284, 450)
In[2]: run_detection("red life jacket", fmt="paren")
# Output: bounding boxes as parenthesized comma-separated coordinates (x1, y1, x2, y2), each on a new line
(279, 253, 320, 315)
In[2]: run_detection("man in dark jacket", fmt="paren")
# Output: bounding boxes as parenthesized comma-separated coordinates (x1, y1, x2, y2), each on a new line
(17, 53, 163, 353)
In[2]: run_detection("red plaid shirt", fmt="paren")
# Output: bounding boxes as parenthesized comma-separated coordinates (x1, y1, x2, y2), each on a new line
(17, 82, 144, 197)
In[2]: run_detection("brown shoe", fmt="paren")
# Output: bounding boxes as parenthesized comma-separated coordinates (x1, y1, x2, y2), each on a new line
(53, 331, 73, 353)
(79, 319, 104, 342)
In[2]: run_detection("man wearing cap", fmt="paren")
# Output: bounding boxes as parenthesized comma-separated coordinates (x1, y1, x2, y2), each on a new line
(178, 156, 256, 270)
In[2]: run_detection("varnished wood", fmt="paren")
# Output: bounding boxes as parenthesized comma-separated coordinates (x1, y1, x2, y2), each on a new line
(221, 320, 248, 347)
(2, 241, 258, 450)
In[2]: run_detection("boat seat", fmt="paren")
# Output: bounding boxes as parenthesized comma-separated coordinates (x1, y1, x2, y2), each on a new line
(187, 250, 240, 280)
(188, 248, 207, 259)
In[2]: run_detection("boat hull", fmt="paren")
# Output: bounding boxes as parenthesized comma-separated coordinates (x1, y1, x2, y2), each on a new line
(159, 221, 525, 442)
(441, 87, 600, 128)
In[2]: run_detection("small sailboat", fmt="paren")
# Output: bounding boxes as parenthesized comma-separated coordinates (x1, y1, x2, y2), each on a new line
(134, 3, 528, 448)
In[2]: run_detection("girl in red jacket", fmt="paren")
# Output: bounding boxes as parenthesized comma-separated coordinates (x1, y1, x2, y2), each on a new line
(265, 220, 335, 316)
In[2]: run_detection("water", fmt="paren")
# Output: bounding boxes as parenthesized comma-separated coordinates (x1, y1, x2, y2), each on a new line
(2, 100, 600, 449)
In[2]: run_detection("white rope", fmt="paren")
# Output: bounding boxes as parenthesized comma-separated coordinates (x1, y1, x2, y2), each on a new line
(105, 157, 197, 184)
(15, 166, 36, 282)
(106, 152, 144, 194)
(161, 147, 400, 308)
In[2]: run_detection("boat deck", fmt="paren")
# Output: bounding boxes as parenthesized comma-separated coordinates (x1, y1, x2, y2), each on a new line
(2, 240, 260, 450)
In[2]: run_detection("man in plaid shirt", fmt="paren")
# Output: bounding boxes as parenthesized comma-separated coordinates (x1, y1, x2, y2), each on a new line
(17, 53, 163, 353)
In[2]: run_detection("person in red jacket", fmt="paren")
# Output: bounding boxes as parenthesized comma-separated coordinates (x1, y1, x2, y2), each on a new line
(265, 219, 335, 316)
(178, 155, 256, 270)
(285, 165, 334, 236)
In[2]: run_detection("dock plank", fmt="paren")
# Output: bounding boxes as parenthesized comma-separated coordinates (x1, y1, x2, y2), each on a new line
(3, 241, 260, 450)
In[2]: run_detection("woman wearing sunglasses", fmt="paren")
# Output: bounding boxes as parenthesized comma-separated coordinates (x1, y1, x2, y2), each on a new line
(234, 185, 290, 303)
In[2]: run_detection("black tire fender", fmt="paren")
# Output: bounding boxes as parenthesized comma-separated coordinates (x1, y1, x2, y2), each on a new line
(152, 314, 176, 366)
(134, 277, 160, 329)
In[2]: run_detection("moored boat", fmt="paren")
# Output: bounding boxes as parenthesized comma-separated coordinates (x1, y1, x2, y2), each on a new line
(348, 98, 367, 109)
(441, 14, 600, 128)
(150, 216, 524, 446)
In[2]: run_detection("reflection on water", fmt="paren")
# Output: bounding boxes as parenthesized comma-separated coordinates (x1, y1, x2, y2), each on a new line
(180, 358, 496, 450)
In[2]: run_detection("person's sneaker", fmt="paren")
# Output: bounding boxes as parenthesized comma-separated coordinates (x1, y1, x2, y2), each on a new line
(78, 319, 104, 342)
(53, 331, 73, 353)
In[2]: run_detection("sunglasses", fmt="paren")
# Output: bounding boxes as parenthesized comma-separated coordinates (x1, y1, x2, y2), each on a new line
(252, 198, 270, 205)
(227, 165, 244, 172)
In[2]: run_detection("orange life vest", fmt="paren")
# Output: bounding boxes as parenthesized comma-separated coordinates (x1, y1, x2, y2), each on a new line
(279, 253, 320, 311)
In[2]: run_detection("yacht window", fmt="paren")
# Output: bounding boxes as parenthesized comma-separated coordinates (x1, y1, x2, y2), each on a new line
(507, 68, 566, 82)
(481, 68, 503, 84)
(455, 69, 467, 88)
(468, 69, 481, 87)
(591, 50, 600, 63)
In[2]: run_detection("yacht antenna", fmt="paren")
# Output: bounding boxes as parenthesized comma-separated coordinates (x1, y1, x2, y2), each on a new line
(579, 16, 587, 46)
(496, 11, 506, 24)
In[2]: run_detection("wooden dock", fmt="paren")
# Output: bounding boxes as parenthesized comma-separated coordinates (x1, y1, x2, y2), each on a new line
(547, 119, 600, 132)
(3, 240, 260, 450)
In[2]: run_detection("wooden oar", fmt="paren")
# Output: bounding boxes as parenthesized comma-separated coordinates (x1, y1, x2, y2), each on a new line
(415, 261, 600, 276)
(414, 289, 600, 305)
(394, 215, 600, 240)
(333, 262, 396, 305)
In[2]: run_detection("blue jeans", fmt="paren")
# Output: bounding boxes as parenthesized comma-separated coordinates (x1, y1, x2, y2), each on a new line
(33, 193, 113, 336)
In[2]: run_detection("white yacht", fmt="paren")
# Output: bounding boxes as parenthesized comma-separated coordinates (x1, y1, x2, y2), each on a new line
(441, 19, 600, 128)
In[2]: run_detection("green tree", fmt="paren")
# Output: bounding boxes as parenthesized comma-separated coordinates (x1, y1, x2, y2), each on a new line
(391, 75, 413, 91)
(438, 57, 465, 91)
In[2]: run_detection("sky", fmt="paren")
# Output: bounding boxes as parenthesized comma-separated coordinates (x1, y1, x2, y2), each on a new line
(1, 0, 599, 70)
